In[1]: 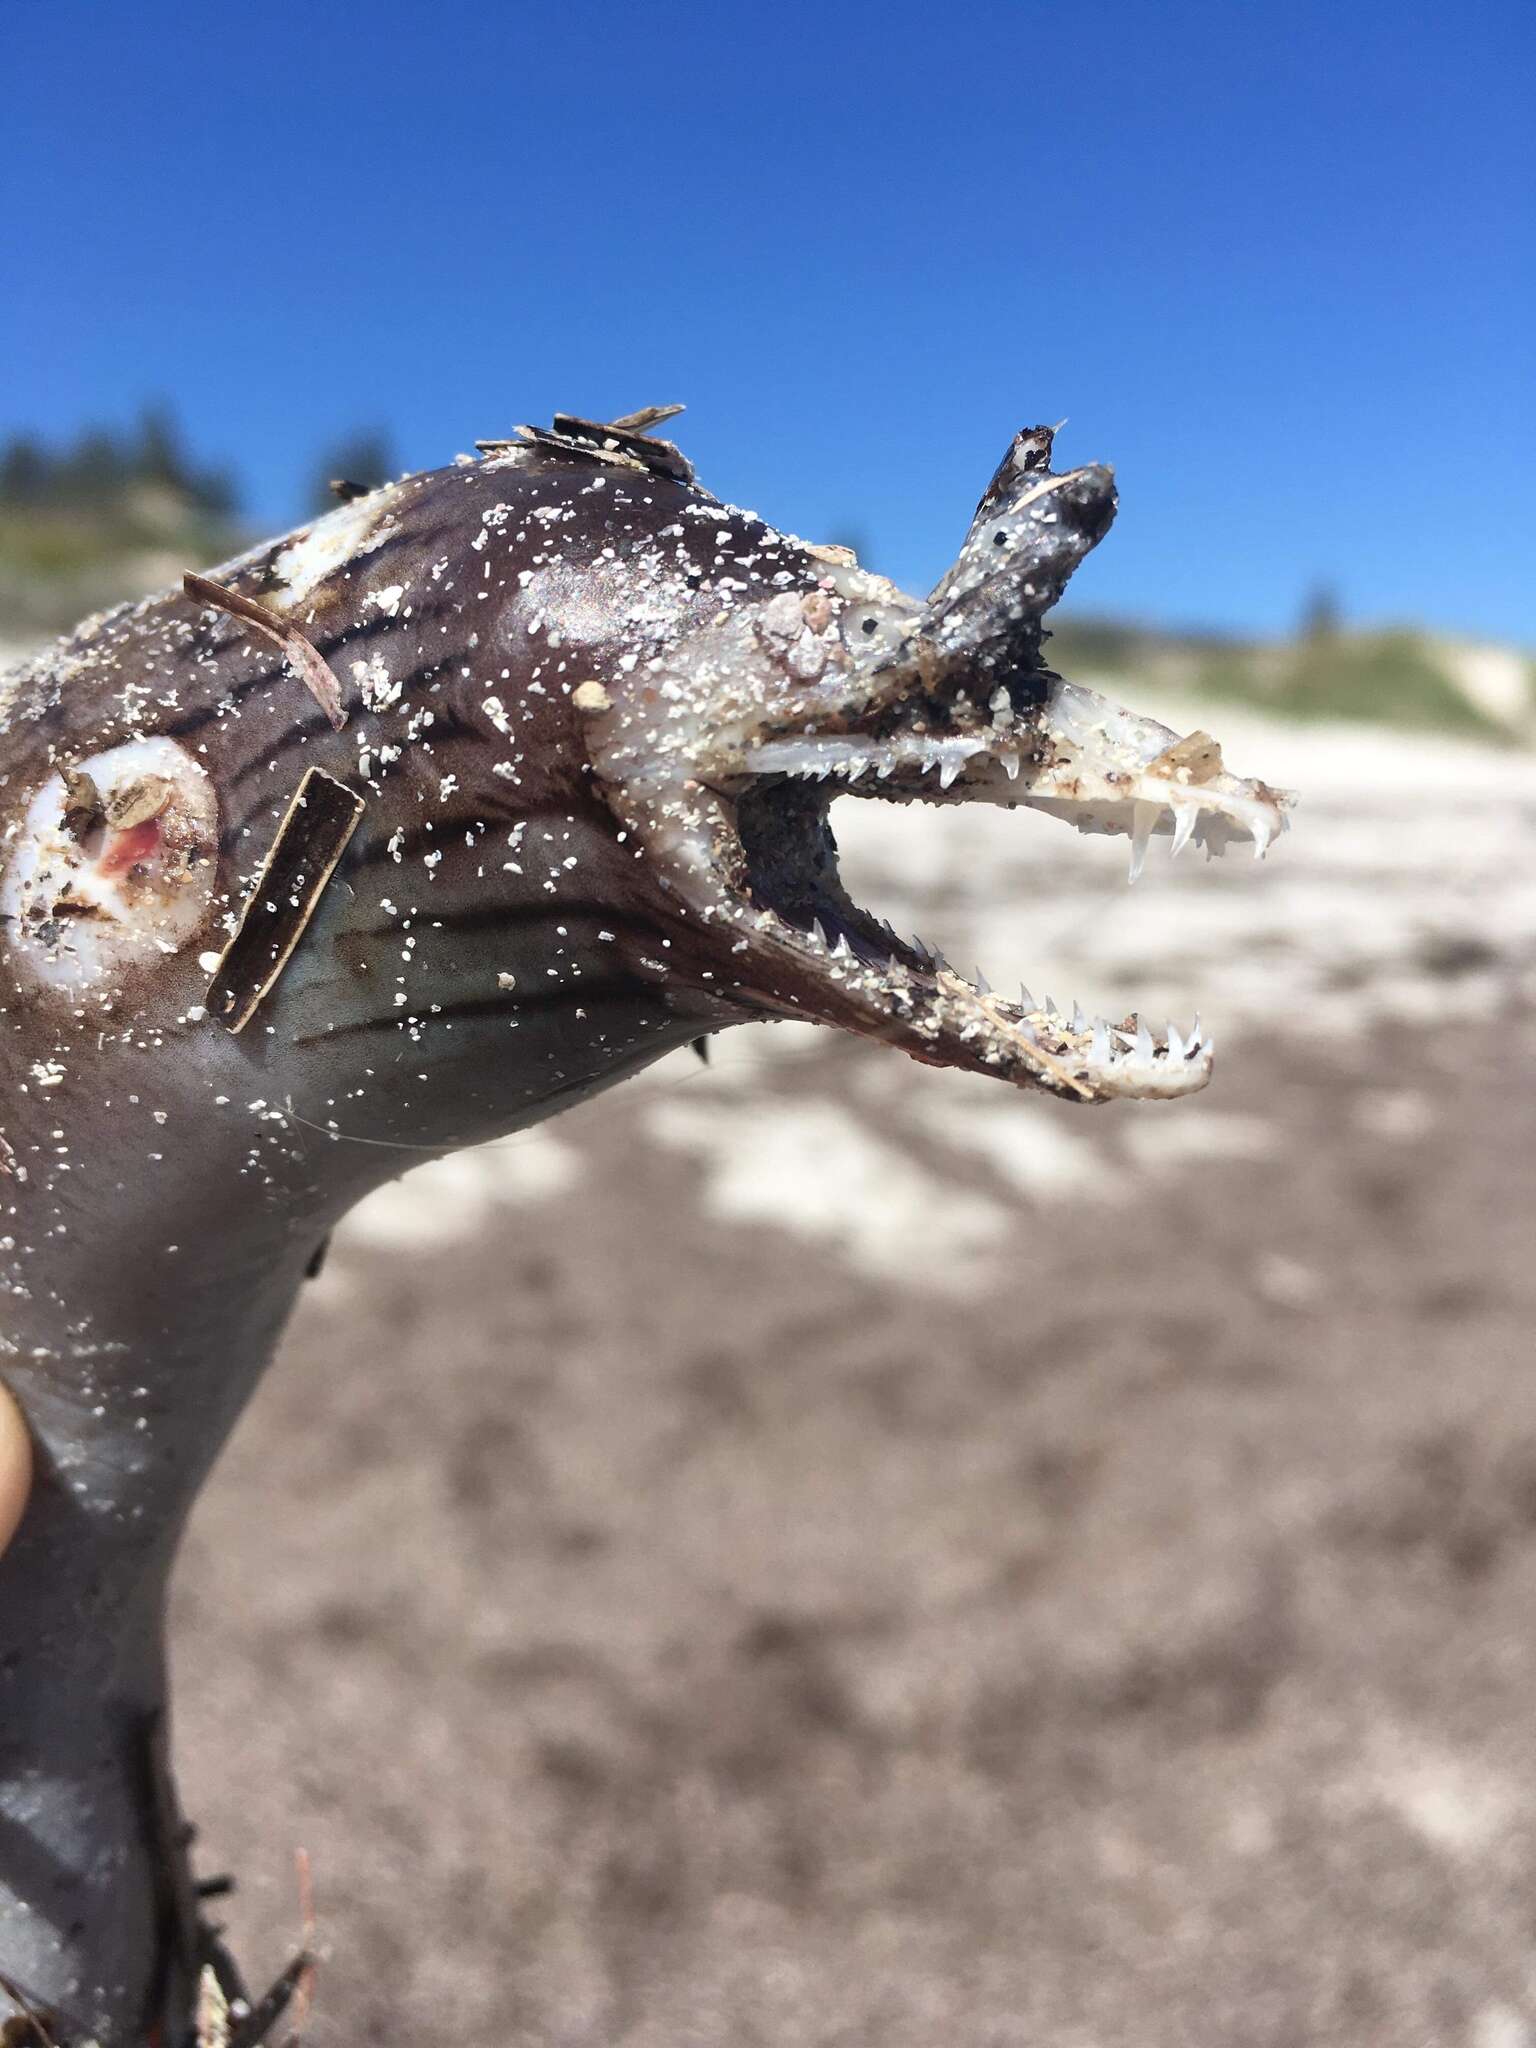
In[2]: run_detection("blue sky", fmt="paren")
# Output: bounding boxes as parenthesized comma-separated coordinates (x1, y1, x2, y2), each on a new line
(3, 1, 1530, 641)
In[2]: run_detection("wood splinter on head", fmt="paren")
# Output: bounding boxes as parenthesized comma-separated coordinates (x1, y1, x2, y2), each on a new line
(182, 572, 349, 732)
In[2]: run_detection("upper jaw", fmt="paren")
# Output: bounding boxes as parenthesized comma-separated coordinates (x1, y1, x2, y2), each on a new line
(742, 673, 1293, 878)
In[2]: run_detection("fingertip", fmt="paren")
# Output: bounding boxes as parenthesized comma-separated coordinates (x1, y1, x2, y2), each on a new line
(0, 1378, 33, 1556)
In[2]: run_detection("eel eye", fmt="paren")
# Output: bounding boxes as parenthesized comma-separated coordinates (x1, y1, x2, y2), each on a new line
(839, 607, 909, 660)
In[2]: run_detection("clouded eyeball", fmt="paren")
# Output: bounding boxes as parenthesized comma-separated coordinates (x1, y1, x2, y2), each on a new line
(0, 1379, 32, 1557)
(837, 604, 910, 664)
(0, 737, 219, 997)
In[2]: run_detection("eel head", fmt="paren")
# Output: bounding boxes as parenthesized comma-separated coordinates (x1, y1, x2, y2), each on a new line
(576, 425, 1292, 1102)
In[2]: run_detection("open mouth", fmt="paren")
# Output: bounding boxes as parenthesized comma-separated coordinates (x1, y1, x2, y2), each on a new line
(721, 670, 1289, 1102)
(582, 425, 1292, 1103)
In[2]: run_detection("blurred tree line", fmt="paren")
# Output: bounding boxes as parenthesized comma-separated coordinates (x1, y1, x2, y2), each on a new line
(0, 405, 396, 525)
(0, 405, 399, 644)
(0, 405, 238, 519)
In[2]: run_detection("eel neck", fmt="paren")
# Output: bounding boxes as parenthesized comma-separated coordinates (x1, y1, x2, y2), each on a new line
(0, 1037, 358, 1653)
(0, 1083, 327, 2044)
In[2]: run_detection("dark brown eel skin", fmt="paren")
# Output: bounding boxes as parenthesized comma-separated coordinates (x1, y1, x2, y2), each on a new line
(0, 412, 1290, 2042)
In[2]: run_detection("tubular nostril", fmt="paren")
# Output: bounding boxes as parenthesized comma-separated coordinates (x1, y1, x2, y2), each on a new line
(1066, 466, 1118, 539)
(1012, 425, 1056, 474)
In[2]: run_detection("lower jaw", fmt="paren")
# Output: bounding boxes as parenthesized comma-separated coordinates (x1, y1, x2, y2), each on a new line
(724, 777, 1216, 1102)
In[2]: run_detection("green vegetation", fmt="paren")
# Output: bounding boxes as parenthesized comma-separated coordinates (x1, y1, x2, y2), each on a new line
(1194, 632, 1506, 737)
(1052, 615, 1529, 741)
(0, 405, 237, 532)
(0, 411, 410, 650)
(1050, 617, 1245, 678)
(0, 407, 244, 645)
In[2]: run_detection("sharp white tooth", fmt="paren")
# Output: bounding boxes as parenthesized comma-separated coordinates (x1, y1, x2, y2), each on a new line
(847, 756, 870, 780)
(1134, 1021, 1155, 1063)
(975, 967, 991, 993)
(811, 918, 828, 948)
(1042, 994, 1058, 1020)
(939, 758, 963, 790)
(1190, 1011, 1204, 1049)
(1166, 1022, 1187, 1062)
(933, 948, 951, 972)
(1001, 752, 1020, 781)
(1169, 802, 1199, 859)
(1251, 813, 1275, 861)
(1019, 984, 1035, 1012)
(1127, 800, 1160, 883)
(1091, 1018, 1112, 1066)
(1071, 1001, 1088, 1034)
(832, 933, 853, 960)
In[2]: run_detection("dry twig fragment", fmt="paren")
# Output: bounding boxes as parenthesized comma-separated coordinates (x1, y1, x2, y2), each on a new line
(225, 1950, 315, 2048)
(182, 573, 349, 732)
(194, 1964, 231, 2048)
(58, 767, 103, 842)
(605, 402, 685, 433)
(0, 1973, 54, 2048)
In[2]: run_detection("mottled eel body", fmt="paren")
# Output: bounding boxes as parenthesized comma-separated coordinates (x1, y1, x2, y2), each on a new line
(0, 414, 1289, 2042)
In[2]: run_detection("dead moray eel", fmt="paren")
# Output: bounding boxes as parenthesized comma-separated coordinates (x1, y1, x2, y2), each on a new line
(0, 410, 1292, 2043)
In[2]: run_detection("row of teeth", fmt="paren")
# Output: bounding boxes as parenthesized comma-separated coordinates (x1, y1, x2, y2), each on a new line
(1080, 1012, 1212, 1071)
(1001, 983, 1211, 1072)
(747, 734, 999, 790)
(793, 916, 1209, 1072)
(743, 737, 1281, 879)
(1121, 795, 1276, 881)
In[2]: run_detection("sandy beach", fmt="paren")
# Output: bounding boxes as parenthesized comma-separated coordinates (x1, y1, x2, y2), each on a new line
(173, 702, 1536, 2046)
